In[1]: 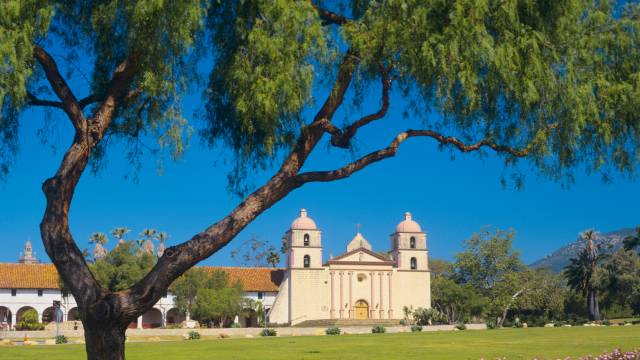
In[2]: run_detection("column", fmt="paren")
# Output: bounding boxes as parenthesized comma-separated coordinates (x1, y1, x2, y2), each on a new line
(387, 272, 393, 318)
(137, 316, 143, 329)
(11, 312, 16, 330)
(379, 272, 384, 319)
(339, 272, 344, 319)
(348, 272, 354, 319)
(330, 271, 335, 319)
(38, 311, 43, 324)
(161, 309, 167, 328)
(370, 272, 375, 319)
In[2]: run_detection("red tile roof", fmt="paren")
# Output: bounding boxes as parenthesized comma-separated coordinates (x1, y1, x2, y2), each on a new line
(0, 263, 60, 289)
(0, 263, 284, 292)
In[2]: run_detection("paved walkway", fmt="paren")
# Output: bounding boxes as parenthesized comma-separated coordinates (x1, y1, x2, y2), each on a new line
(0, 324, 486, 339)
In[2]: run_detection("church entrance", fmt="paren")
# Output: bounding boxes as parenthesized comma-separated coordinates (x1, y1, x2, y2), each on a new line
(354, 300, 369, 319)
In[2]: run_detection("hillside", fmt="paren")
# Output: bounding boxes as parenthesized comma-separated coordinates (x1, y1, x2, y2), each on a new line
(530, 228, 637, 272)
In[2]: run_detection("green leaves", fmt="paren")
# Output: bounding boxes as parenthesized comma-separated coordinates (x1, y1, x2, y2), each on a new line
(202, 0, 328, 174)
(0, 0, 52, 179)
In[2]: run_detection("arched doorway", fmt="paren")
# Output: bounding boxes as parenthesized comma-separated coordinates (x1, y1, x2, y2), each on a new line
(16, 306, 37, 323)
(355, 300, 369, 320)
(238, 309, 258, 328)
(0, 307, 11, 330)
(42, 307, 56, 324)
(142, 308, 163, 328)
(67, 307, 80, 321)
(165, 308, 185, 325)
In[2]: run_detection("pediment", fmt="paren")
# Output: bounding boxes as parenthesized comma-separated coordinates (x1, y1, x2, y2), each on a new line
(327, 247, 394, 266)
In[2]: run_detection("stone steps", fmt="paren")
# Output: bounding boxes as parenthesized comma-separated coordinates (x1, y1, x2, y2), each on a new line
(294, 319, 401, 328)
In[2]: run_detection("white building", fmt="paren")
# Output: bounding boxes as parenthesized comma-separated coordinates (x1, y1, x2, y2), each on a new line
(269, 210, 431, 325)
(0, 210, 430, 329)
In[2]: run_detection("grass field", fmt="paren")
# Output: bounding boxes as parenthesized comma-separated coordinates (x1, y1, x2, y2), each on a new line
(1, 326, 639, 360)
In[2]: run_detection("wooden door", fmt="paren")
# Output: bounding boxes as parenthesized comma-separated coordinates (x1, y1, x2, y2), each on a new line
(354, 300, 369, 319)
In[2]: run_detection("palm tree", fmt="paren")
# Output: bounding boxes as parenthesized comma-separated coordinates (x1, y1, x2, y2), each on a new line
(111, 227, 131, 245)
(88, 232, 108, 245)
(156, 232, 169, 257)
(89, 232, 108, 261)
(564, 229, 604, 321)
(139, 228, 157, 254)
(623, 227, 640, 252)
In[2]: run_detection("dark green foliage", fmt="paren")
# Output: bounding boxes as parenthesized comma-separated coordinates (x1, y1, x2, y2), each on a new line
(171, 268, 236, 322)
(16, 309, 43, 331)
(410, 325, 422, 332)
(55, 335, 68, 344)
(325, 327, 341, 335)
(455, 323, 467, 331)
(187, 331, 200, 340)
(90, 241, 155, 292)
(371, 325, 386, 333)
(260, 328, 277, 337)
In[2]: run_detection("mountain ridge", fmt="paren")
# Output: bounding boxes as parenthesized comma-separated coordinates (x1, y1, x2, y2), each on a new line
(530, 227, 637, 272)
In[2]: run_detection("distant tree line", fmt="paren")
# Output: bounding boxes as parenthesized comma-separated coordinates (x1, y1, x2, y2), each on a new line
(425, 227, 640, 327)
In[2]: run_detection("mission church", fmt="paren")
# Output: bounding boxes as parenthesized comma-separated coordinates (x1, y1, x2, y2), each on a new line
(0, 210, 430, 328)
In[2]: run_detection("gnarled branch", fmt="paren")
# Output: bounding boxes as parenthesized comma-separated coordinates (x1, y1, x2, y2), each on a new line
(325, 68, 391, 148)
(33, 45, 86, 132)
(313, 3, 349, 25)
(28, 92, 100, 110)
(295, 128, 551, 183)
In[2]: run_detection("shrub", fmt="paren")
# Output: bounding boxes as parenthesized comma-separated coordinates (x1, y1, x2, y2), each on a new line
(455, 323, 466, 330)
(230, 323, 241, 328)
(399, 319, 406, 326)
(187, 331, 200, 340)
(260, 328, 277, 337)
(410, 325, 422, 332)
(603, 320, 611, 326)
(513, 318, 523, 328)
(413, 308, 446, 326)
(371, 325, 386, 334)
(55, 335, 68, 344)
(486, 320, 497, 330)
(325, 327, 341, 335)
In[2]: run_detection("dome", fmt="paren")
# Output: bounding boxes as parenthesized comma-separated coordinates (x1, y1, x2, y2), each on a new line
(290, 209, 317, 230)
(395, 212, 422, 233)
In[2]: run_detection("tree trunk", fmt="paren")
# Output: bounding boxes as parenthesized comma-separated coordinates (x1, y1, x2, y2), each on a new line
(83, 322, 127, 360)
(587, 289, 601, 321)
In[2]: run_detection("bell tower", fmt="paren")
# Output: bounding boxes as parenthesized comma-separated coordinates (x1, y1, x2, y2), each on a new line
(286, 209, 323, 268)
(390, 212, 428, 271)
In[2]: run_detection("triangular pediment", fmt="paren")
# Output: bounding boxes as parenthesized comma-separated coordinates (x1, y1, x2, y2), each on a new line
(328, 247, 394, 265)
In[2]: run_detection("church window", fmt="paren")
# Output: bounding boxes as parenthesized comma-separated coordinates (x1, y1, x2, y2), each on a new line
(303, 234, 310, 246)
(410, 237, 416, 249)
(357, 273, 367, 282)
(258, 292, 263, 300)
(410, 257, 417, 270)
(38, 289, 43, 297)
(303, 255, 310, 268)
(11, 289, 16, 296)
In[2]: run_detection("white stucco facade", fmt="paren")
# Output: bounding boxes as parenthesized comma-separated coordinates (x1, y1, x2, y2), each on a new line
(269, 210, 431, 325)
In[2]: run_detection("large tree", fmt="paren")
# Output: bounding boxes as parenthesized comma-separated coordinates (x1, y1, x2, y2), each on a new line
(2, 1, 640, 358)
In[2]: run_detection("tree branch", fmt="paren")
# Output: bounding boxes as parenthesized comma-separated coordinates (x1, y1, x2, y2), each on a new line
(28, 92, 100, 110)
(39, 53, 138, 319)
(313, 3, 349, 25)
(33, 45, 86, 132)
(126, 50, 360, 312)
(296, 127, 552, 183)
(325, 68, 391, 148)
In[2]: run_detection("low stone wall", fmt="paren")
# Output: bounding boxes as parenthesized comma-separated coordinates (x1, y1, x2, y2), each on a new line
(0, 323, 486, 339)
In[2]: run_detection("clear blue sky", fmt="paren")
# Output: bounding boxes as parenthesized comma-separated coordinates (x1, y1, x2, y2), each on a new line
(1, 51, 639, 267)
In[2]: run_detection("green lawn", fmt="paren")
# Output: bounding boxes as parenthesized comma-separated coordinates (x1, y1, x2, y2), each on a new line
(1, 326, 639, 360)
